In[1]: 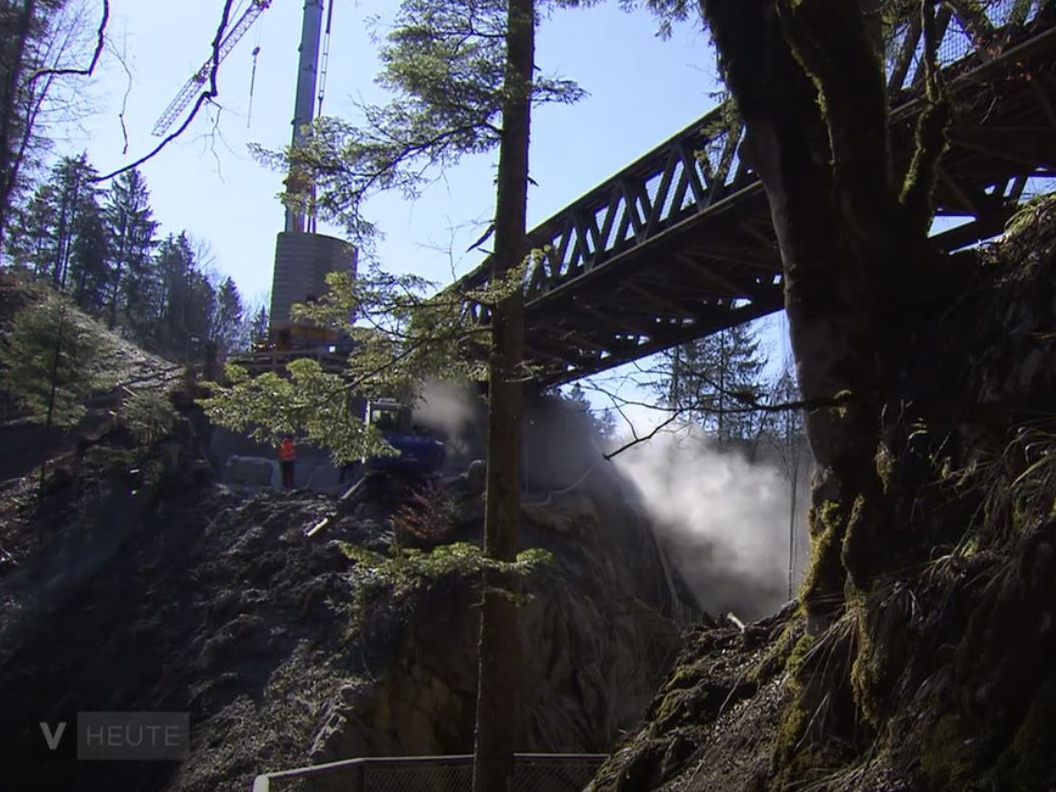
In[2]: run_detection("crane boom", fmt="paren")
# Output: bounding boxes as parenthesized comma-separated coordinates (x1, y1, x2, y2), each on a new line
(152, 0, 273, 137)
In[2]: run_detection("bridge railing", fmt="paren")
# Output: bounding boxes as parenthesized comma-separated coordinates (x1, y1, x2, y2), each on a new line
(455, 0, 1045, 317)
(251, 752, 607, 792)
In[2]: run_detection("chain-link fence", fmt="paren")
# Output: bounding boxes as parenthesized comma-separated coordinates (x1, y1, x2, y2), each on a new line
(252, 753, 607, 792)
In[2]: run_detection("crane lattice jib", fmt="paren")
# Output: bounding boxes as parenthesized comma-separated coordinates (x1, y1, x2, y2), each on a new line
(151, 0, 272, 137)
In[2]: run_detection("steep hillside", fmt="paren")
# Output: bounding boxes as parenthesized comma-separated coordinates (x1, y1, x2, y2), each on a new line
(588, 196, 1056, 791)
(0, 396, 681, 791)
(0, 271, 182, 485)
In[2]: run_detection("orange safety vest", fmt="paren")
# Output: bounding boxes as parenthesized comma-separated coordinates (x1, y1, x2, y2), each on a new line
(278, 439, 297, 461)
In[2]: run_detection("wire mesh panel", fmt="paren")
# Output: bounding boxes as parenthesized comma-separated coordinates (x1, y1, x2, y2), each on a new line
(360, 760, 472, 792)
(509, 756, 604, 792)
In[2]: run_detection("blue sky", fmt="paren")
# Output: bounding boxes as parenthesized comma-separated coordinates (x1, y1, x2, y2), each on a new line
(53, 1, 1050, 423)
(67, 0, 723, 308)
(56, 0, 797, 428)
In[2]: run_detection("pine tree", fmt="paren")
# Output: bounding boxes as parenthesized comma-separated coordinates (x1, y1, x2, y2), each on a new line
(66, 195, 109, 314)
(45, 153, 101, 291)
(0, 291, 114, 494)
(657, 323, 765, 445)
(0, 0, 76, 252)
(104, 168, 157, 331)
(211, 276, 244, 356)
(6, 180, 59, 274)
(150, 232, 216, 363)
(234, 1, 585, 782)
(202, 275, 244, 376)
(248, 305, 268, 348)
(8, 155, 112, 315)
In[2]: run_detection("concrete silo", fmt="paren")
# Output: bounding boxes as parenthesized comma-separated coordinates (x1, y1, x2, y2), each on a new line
(268, 231, 356, 348)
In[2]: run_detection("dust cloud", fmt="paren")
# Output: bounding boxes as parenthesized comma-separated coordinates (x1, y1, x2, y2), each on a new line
(412, 383, 810, 620)
(612, 425, 809, 621)
(412, 381, 483, 459)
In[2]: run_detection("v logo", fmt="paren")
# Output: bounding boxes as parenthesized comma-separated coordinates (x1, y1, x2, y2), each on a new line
(39, 722, 66, 750)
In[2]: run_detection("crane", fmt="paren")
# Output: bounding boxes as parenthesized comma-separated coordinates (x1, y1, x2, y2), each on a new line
(152, 0, 273, 137)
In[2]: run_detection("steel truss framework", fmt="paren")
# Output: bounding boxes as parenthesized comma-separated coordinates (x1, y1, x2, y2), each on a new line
(456, 3, 1056, 387)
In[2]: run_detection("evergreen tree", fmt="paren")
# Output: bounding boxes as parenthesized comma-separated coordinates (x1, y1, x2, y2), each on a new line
(6, 180, 59, 274)
(229, 0, 586, 781)
(152, 232, 215, 363)
(8, 155, 110, 313)
(0, 291, 114, 494)
(104, 168, 157, 330)
(248, 304, 269, 348)
(45, 153, 101, 290)
(201, 275, 245, 377)
(0, 0, 76, 252)
(656, 323, 765, 445)
(566, 381, 615, 438)
(66, 195, 109, 313)
(211, 276, 244, 356)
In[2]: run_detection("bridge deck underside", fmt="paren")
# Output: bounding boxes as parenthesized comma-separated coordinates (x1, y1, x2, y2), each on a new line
(525, 187, 782, 386)
(452, 16, 1056, 388)
(520, 29, 1056, 387)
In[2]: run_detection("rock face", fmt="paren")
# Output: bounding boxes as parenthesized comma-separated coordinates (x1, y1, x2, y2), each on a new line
(0, 429, 679, 791)
(310, 490, 681, 765)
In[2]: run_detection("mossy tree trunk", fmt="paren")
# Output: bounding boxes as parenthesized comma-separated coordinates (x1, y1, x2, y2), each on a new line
(472, 0, 533, 789)
(699, 0, 950, 754)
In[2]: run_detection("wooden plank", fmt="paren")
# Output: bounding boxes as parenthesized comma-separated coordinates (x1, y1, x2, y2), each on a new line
(675, 252, 750, 298)
(948, 132, 1056, 169)
(937, 166, 982, 215)
(622, 280, 699, 319)
(614, 187, 636, 247)
(1030, 78, 1056, 131)
(551, 218, 575, 279)
(582, 305, 650, 336)
(618, 178, 650, 241)
(889, 15, 923, 93)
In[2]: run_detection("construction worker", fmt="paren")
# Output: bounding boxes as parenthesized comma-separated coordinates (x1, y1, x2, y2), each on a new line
(278, 434, 297, 489)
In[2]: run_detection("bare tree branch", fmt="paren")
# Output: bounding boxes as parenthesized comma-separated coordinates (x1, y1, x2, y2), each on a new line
(578, 368, 846, 462)
(92, 0, 237, 183)
(22, 0, 110, 88)
(111, 37, 133, 155)
(602, 410, 682, 461)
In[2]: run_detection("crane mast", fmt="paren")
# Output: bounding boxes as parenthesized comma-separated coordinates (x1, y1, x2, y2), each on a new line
(154, 0, 353, 347)
(268, 0, 356, 348)
(152, 0, 273, 137)
(285, 0, 326, 233)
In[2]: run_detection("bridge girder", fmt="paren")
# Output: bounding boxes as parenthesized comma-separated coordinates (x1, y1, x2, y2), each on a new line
(456, 10, 1056, 388)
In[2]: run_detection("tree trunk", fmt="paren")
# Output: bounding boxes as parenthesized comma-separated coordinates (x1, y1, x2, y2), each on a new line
(472, 0, 533, 790)
(39, 299, 67, 503)
(702, 0, 936, 617)
(700, 0, 949, 758)
(0, 0, 35, 255)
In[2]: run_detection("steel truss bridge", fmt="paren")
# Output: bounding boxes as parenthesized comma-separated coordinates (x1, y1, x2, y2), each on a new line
(457, 3, 1056, 388)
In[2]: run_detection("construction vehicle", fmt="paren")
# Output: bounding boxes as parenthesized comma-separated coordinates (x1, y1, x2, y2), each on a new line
(364, 398, 446, 475)
(305, 398, 447, 537)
